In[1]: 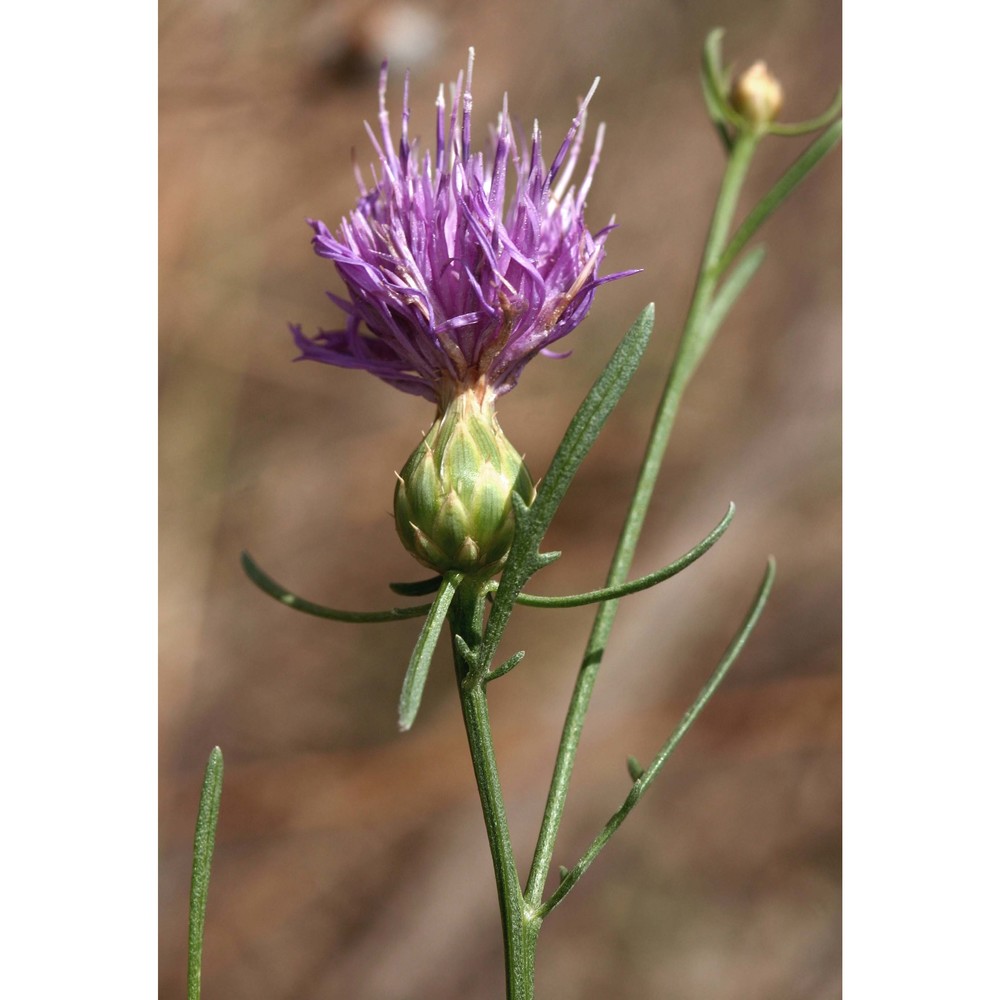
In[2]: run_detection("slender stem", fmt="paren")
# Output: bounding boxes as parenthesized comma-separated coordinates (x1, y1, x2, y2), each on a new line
(524, 133, 759, 909)
(451, 580, 540, 1000)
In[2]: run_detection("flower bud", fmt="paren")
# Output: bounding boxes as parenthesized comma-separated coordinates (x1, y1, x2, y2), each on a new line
(394, 390, 535, 576)
(730, 61, 784, 126)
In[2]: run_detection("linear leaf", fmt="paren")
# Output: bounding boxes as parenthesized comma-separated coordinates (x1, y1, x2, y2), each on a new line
(389, 575, 444, 597)
(241, 551, 431, 623)
(700, 28, 734, 152)
(398, 573, 461, 731)
(482, 305, 655, 662)
(698, 246, 767, 352)
(188, 746, 224, 1000)
(767, 88, 842, 137)
(715, 119, 842, 278)
(532, 304, 655, 533)
(514, 502, 735, 608)
(539, 558, 777, 918)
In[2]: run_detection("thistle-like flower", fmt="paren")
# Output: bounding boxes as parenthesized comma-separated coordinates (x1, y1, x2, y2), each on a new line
(291, 52, 634, 574)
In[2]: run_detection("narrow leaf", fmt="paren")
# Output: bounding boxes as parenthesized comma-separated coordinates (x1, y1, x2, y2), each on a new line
(700, 29, 743, 132)
(640, 557, 776, 782)
(699, 32, 734, 152)
(389, 575, 443, 597)
(767, 88, 842, 137)
(453, 633, 477, 669)
(514, 502, 735, 608)
(531, 304, 655, 534)
(398, 573, 462, 731)
(715, 119, 842, 278)
(188, 747, 224, 1000)
(242, 551, 432, 623)
(699, 247, 767, 349)
(539, 558, 777, 919)
(483, 649, 526, 684)
(483, 306, 654, 660)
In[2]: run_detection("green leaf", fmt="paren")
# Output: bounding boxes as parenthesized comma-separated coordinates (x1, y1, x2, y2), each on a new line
(481, 305, 655, 663)
(699, 31, 734, 152)
(398, 573, 462, 731)
(513, 502, 735, 608)
(526, 305, 655, 549)
(483, 649, 526, 684)
(767, 88, 842, 137)
(389, 575, 444, 597)
(700, 29, 744, 138)
(626, 756, 644, 781)
(714, 119, 842, 278)
(699, 246, 767, 349)
(639, 557, 776, 781)
(188, 747, 224, 1000)
(538, 558, 777, 919)
(241, 551, 432, 623)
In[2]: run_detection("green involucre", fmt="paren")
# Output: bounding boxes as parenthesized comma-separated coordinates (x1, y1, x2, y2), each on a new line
(394, 391, 535, 575)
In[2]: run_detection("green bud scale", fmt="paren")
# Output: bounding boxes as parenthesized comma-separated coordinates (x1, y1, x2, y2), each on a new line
(394, 390, 536, 576)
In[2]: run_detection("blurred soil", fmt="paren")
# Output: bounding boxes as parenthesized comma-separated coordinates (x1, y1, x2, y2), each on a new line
(160, 1, 841, 997)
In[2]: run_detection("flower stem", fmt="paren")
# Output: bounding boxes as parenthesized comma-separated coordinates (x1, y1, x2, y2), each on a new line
(525, 132, 760, 908)
(450, 579, 540, 1000)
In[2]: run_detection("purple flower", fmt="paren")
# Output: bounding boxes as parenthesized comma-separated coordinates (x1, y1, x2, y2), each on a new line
(291, 52, 636, 407)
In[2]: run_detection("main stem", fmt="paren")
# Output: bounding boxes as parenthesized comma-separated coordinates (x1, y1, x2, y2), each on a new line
(450, 579, 540, 1000)
(525, 133, 760, 908)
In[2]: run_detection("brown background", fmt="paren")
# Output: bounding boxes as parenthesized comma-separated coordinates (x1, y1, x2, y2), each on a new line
(160, 1, 841, 997)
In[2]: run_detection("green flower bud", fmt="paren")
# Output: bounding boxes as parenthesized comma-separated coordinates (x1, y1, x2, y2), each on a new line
(394, 390, 536, 576)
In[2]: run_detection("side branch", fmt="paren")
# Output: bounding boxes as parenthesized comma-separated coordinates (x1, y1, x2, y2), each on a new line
(537, 558, 776, 919)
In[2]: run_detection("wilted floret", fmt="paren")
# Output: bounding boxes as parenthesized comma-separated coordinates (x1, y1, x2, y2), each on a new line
(290, 52, 635, 406)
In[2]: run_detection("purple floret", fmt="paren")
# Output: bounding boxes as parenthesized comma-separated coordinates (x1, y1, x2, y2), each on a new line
(291, 51, 637, 406)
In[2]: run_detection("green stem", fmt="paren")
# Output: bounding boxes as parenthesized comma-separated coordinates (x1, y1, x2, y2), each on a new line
(451, 580, 539, 1000)
(524, 132, 759, 909)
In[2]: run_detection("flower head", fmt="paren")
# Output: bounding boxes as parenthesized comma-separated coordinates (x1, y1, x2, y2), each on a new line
(291, 51, 635, 408)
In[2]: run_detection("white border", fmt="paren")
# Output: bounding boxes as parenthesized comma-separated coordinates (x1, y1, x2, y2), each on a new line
(3, 3, 155, 994)
(844, 2, 998, 996)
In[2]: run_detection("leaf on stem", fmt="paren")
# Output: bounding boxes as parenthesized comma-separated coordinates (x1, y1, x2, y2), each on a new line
(714, 119, 842, 278)
(483, 649, 526, 684)
(538, 558, 777, 919)
(453, 633, 478, 670)
(241, 551, 432, 623)
(767, 88, 842, 137)
(532, 304, 655, 532)
(700, 28, 742, 146)
(389, 575, 444, 597)
(482, 305, 655, 663)
(188, 746, 224, 1000)
(513, 502, 735, 609)
(700, 247, 767, 347)
(626, 756, 644, 781)
(398, 573, 462, 731)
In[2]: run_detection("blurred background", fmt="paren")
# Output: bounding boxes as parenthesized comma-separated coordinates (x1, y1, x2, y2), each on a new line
(160, 1, 841, 997)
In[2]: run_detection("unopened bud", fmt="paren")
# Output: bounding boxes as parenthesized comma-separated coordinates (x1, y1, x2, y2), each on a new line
(730, 61, 784, 126)
(394, 390, 535, 576)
